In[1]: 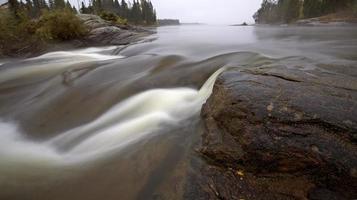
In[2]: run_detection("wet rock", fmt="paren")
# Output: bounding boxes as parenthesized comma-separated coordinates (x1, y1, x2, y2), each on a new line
(77, 14, 153, 46)
(198, 65, 357, 199)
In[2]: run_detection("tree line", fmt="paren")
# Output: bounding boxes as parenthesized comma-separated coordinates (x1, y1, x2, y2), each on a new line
(7, 0, 156, 25)
(8, 0, 77, 19)
(254, 0, 357, 23)
(80, 0, 157, 25)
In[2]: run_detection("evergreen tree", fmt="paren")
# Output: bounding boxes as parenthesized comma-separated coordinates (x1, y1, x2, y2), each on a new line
(8, 0, 21, 18)
(80, 1, 89, 13)
(40, 0, 49, 10)
(72, 5, 78, 13)
(120, 0, 128, 18)
(277, 0, 301, 23)
(130, 0, 142, 24)
(54, 0, 66, 9)
(253, 0, 279, 23)
(114, 0, 120, 15)
(303, 0, 322, 18)
(102, 0, 113, 12)
(48, 0, 55, 9)
(92, 0, 102, 14)
(65, 1, 72, 11)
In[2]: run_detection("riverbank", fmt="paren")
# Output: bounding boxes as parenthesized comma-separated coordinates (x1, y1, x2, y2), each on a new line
(0, 14, 154, 59)
(295, 11, 357, 26)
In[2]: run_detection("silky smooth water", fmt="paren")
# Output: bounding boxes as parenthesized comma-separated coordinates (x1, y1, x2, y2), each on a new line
(0, 25, 356, 200)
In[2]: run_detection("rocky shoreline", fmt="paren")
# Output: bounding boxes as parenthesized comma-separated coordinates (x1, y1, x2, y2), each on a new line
(0, 14, 154, 59)
(78, 14, 154, 46)
(196, 65, 357, 199)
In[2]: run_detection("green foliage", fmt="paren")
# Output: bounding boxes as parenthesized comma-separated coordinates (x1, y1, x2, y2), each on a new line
(117, 17, 128, 25)
(36, 9, 87, 41)
(254, 0, 355, 23)
(99, 11, 128, 25)
(0, 10, 41, 56)
(303, 0, 322, 18)
(253, 0, 280, 24)
(80, 0, 157, 25)
(100, 11, 118, 22)
(353, 0, 357, 16)
(278, 0, 301, 23)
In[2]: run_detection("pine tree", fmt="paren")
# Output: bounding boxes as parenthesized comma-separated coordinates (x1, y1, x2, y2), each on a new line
(120, 0, 128, 18)
(49, 0, 55, 9)
(54, 0, 66, 9)
(72, 5, 78, 13)
(80, 1, 88, 13)
(277, 0, 301, 23)
(303, 0, 322, 18)
(25, 0, 35, 17)
(92, 0, 102, 14)
(40, 0, 49, 10)
(130, 0, 142, 24)
(114, 0, 120, 15)
(65, 1, 72, 11)
(8, 0, 21, 18)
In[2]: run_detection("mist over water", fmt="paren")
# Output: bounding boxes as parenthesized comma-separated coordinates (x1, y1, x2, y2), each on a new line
(0, 25, 356, 199)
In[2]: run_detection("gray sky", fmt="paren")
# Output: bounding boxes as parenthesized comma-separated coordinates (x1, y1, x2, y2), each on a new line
(150, 0, 262, 24)
(0, 0, 262, 24)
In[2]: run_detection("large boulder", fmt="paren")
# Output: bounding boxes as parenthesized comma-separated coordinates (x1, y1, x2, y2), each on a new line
(198, 65, 357, 199)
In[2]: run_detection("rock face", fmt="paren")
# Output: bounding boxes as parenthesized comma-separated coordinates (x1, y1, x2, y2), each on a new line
(198, 65, 357, 199)
(78, 14, 153, 46)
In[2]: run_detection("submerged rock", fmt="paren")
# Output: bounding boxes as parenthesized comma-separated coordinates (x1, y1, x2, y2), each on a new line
(77, 14, 153, 46)
(197, 65, 357, 199)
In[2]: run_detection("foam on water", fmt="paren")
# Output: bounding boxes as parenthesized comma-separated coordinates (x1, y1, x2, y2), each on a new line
(0, 46, 123, 84)
(0, 67, 225, 171)
(31, 46, 122, 61)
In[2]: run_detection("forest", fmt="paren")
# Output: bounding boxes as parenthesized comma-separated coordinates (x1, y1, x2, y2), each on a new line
(254, 0, 357, 23)
(7, 0, 157, 25)
(80, 0, 157, 25)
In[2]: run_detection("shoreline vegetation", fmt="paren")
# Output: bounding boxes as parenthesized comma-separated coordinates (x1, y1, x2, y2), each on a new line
(254, 0, 357, 25)
(1, 0, 357, 58)
(0, 0, 157, 58)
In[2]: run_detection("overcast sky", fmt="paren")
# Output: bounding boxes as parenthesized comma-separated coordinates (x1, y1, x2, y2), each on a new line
(1, 0, 262, 24)
(150, 0, 262, 24)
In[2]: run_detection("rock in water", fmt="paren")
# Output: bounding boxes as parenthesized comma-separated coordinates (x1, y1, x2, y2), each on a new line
(198, 65, 357, 199)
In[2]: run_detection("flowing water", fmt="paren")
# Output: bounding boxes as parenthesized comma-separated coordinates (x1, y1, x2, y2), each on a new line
(0, 25, 357, 200)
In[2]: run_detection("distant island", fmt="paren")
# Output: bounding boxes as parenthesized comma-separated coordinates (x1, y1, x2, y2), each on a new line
(231, 22, 249, 26)
(158, 19, 180, 26)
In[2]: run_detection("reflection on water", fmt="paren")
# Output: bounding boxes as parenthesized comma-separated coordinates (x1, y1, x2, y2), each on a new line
(0, 25, 356, 199)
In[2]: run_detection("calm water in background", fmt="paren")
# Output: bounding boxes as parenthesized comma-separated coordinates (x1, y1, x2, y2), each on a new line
(0, 25, 356, 200)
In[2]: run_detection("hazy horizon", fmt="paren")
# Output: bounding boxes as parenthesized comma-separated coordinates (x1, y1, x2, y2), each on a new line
(150, 0, 261, 24)
(1, 0, 262, 24)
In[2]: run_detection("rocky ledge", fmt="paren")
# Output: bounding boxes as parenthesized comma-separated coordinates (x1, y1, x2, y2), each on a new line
(78, 14, 153, 46)
(197, 65, 357, 199)
(0, 14, 153, 58)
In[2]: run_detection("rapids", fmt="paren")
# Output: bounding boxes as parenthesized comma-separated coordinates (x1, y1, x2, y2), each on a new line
(0, 25, 356, 200)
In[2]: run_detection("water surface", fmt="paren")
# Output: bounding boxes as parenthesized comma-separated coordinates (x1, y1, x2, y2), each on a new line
(0, 25, 356, 200)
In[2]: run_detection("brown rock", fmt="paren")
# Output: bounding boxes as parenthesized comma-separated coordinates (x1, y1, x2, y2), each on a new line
(198, 65, 357, 199)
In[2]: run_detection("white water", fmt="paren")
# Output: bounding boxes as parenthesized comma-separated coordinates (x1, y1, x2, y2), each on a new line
(0, 46, 123, 84)
(0, 67, 225, 173)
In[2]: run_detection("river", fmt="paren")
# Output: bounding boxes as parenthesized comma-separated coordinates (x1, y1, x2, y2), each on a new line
(0, 25, 356, 200)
